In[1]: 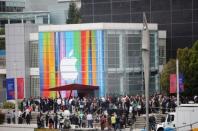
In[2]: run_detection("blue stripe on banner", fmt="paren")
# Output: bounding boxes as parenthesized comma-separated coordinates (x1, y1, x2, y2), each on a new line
(65, 32, 73, 58)
(89, 39, 92, 85)
(55, 32, 60, 72)
(96, 30, 105, 97)
(39, 33, 43, 96)
(101, 31, 105, 97)
(96, 31, 100, 96)
(99, 30, 104, 97)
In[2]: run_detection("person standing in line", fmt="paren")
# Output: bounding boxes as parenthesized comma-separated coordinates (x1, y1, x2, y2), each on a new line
(18, 110, 23, 124)
(107, 114, 112, 130)
(111, 113, 116, 131)
(48, 112, 54, 129)
(100, 114, 107, 131)
(54, 113, 58, 129)
(37, 113, 41, 128)
(26, 112, 31, 124)
(6, 111, 11, 124)
(59, 113, 64, 129)
(87, 112, 93, 128)
(12, 110, 15, 124)
(45, 112, 49, 127)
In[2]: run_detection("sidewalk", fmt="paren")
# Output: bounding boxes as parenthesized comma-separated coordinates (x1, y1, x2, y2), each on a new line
(0, 123, 145, 131)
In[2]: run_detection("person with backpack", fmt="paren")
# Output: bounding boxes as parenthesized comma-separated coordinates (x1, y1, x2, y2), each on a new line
(63, 117, 71, 129)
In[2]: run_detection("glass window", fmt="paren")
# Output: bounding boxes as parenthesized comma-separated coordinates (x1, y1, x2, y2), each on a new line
(167, 115, 174, 122)
(107, 34, 120, 68)
(30, 76, 40, 97)
(30, 41, 38, 68)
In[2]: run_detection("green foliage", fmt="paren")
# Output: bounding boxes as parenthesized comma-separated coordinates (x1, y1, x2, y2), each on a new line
(0, 38, 5, 50)
(0, 110, 5, 124)
(177, 40, 198, 96)
(0, 28, 5, 35)
(66, 2, 80, 24)
(160, 59, 176, 94)
(160, 40, 198, 96)
(177, 47, 192, 89)
(3, 101, 15, 109)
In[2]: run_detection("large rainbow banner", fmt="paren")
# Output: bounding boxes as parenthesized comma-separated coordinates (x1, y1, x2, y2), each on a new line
(39, 30, 105, 97)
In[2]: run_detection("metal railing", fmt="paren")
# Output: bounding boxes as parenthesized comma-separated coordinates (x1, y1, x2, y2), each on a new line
(176, 121, 198, 130)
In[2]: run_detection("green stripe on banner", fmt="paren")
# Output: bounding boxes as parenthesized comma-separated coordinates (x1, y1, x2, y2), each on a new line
(74, 31, 81, 81)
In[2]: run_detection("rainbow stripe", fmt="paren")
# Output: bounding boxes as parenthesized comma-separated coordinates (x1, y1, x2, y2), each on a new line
(39, 30, 105, 97)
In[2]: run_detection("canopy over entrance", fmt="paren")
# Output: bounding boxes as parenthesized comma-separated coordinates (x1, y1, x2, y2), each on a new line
(44, 84, 99, 98)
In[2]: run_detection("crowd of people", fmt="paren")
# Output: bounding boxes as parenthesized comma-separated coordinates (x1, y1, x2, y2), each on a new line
(5, 94, 198, 130)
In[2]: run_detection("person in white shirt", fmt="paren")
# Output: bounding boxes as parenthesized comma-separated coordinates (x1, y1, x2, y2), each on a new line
(57, 98, 62, 111)
(63, 108, 71, 119)
(87, 112, 93, 128)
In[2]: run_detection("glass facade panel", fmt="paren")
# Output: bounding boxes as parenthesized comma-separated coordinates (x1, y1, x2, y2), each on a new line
(81, 0, 198, 59)
(30, 76, 40, 97)
(38, 28, 159, 97)
(30, 41, 38, 67)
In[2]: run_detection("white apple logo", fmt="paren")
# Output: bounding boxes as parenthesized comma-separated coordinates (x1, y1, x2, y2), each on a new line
(60, 50, 78, 81)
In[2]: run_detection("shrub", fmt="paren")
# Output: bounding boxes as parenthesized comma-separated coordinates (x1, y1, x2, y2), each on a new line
(0, 28, 5, 35)
(0, 111, 5, 124)
(3, 101, 15, 109)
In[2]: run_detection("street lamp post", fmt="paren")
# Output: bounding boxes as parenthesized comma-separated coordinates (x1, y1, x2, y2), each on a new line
(176, 59, 179, 106)
(14, 63, 18, 124)
(142, 12, 150, 131)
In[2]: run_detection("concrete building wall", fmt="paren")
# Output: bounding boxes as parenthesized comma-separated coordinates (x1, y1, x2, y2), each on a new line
(5, 24, 38, 98)
(24, 0, 77, 24)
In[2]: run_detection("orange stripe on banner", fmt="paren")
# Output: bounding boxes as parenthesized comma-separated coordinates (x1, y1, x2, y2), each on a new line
(85, 31, 89, 85)
(81, 31, 86, 84)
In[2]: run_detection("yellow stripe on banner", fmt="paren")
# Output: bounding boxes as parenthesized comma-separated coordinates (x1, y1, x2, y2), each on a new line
(44, 33, 49, 97)
(91, 31, 97, 85)
(49, 32, 56, 98)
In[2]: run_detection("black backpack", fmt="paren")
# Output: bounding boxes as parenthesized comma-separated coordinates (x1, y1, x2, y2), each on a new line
(63, 119, 71, 129)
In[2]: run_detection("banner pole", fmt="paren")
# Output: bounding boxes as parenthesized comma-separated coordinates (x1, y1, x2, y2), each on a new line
(176, 59, 179, 106)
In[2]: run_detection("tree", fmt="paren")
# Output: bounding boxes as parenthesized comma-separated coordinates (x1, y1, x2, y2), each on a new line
(177, 47, 191, 91)
(160, 40, 198, 96)
(160, 59, 176, 94)
(176, 40, 198, 96)
(181, 40, 198, 95)
(66, 2, 80, 24)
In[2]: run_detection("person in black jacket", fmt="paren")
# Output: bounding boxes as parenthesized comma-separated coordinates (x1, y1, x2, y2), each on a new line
(37, 113, 41, 128)
(54, 113, 58, 129)
(45, 112, 49, 127)
(149, 114, 156, 131)
(26, 113, 31, 124)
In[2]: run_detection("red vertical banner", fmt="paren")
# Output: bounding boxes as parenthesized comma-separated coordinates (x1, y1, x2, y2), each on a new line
(17, 78, 24, 99)
(170, 74, 176, 93)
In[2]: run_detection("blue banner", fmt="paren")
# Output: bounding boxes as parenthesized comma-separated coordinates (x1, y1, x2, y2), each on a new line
(6, 78, 15, 100)
(179, 74, 184, 92)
